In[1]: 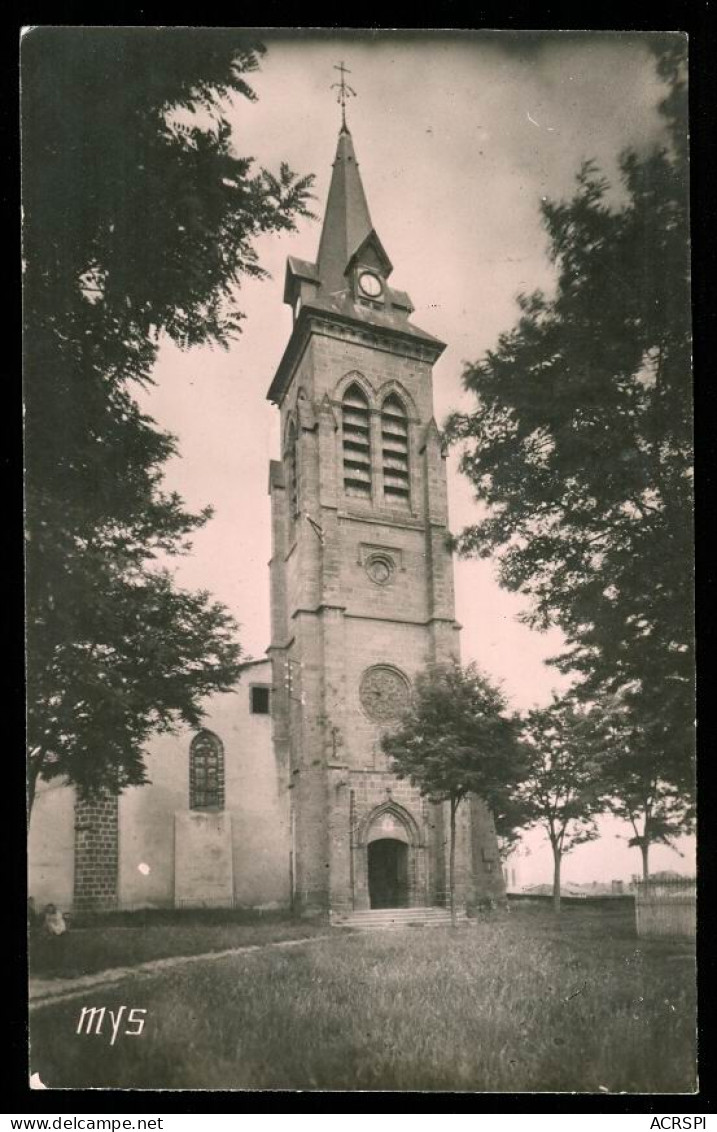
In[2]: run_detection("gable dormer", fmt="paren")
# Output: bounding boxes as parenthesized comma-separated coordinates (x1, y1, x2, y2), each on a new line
(345, 229, 393, 310)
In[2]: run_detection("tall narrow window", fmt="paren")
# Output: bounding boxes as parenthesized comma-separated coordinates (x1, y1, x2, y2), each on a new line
(250, 685, 271, 715)
(381, 395, 410, 505)
(189, 731, 225, 811)
(286, 421, 299, 518)
(342, 384, 372, 500)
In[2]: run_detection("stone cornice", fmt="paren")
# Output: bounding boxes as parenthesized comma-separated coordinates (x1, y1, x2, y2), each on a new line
(267, 307, 445, 407)
(291, 604, 348, 619)
(284, 607, 459, 629)
(336, 510, 425, 532)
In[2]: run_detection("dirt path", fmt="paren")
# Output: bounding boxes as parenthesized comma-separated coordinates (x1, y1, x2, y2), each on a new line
(29, 934, 333, 1010)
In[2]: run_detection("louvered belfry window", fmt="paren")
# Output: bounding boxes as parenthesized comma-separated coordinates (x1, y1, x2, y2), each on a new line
(381, 395, 410, 504)
(342, 384, 372, 500)
(189, 731, 225, 811)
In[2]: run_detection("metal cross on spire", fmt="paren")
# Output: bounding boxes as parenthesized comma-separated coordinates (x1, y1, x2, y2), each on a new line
(331, 61, 356, 131)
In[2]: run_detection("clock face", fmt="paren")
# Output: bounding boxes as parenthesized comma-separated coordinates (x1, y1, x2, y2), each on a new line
(360, 665, 411, 723)
(359, 271, 382, 298)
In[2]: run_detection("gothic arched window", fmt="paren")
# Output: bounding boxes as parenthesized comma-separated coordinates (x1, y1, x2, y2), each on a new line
(381, 394, 410, 504)
(189, 730, 225, 811)
(342, 384, 372, 500)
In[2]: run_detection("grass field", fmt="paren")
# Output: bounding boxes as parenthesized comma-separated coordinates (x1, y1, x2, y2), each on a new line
(30, 908, 327, 980)
(29, 903, 696, 1093)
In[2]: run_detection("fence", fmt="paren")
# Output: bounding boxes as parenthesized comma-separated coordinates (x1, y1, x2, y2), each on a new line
(634, 876, 696, 939)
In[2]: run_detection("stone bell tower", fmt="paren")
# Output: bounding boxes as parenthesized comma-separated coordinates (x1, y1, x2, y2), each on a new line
(267, 119, 504, 919)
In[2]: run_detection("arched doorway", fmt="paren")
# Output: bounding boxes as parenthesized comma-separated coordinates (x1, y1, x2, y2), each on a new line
(353, 800, 427, 911)
(368, 838, 409, 908)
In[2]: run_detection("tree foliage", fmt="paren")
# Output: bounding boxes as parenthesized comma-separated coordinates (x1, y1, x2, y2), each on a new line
(519, 696, 604, 911)
(446, 42, 693, 836)
(595, 690, 695, 881)
(381, 662, 526, 920)
(23, 29, 315, 808)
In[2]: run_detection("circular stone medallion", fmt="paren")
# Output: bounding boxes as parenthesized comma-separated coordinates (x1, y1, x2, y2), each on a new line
(359, 665, 411, 723)
(365, 553, 394, 585)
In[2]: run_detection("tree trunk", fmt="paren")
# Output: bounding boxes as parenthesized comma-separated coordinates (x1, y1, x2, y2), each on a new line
(27, 757, 42, 824)
(449, 795, 457, 928)
(641, 840, 650, 883)
(552, 845, 562, 915)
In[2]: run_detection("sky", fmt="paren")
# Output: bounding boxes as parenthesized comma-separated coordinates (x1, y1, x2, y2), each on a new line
(138, 30, 693, 884)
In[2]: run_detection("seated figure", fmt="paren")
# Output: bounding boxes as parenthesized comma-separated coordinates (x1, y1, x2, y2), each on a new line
(42, 903, 67, 937)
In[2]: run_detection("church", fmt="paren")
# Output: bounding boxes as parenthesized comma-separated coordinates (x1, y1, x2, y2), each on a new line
(28, 118, 505, 922)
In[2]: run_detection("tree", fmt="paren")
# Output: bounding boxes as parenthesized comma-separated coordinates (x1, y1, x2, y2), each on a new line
(22, 29, 315, 812)
(445, 41, 693, 836)
(596, 690, 695, 881)
(381, 662, 526, 925)
(519, 696, 604, 913)
(492, 791, 533, 863)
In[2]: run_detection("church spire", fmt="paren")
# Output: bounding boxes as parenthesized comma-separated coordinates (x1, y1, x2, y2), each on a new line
(315, 126, 377, 296)
(314, 63, 392, 297)
(271, 72, 446, 406)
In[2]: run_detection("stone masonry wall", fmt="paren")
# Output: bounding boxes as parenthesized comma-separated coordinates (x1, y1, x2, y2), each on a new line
(73, 793, 119, 913)
(270, 313, 504, 914)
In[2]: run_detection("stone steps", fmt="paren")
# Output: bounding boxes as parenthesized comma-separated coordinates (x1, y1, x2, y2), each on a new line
(332, 906, 469, 930)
